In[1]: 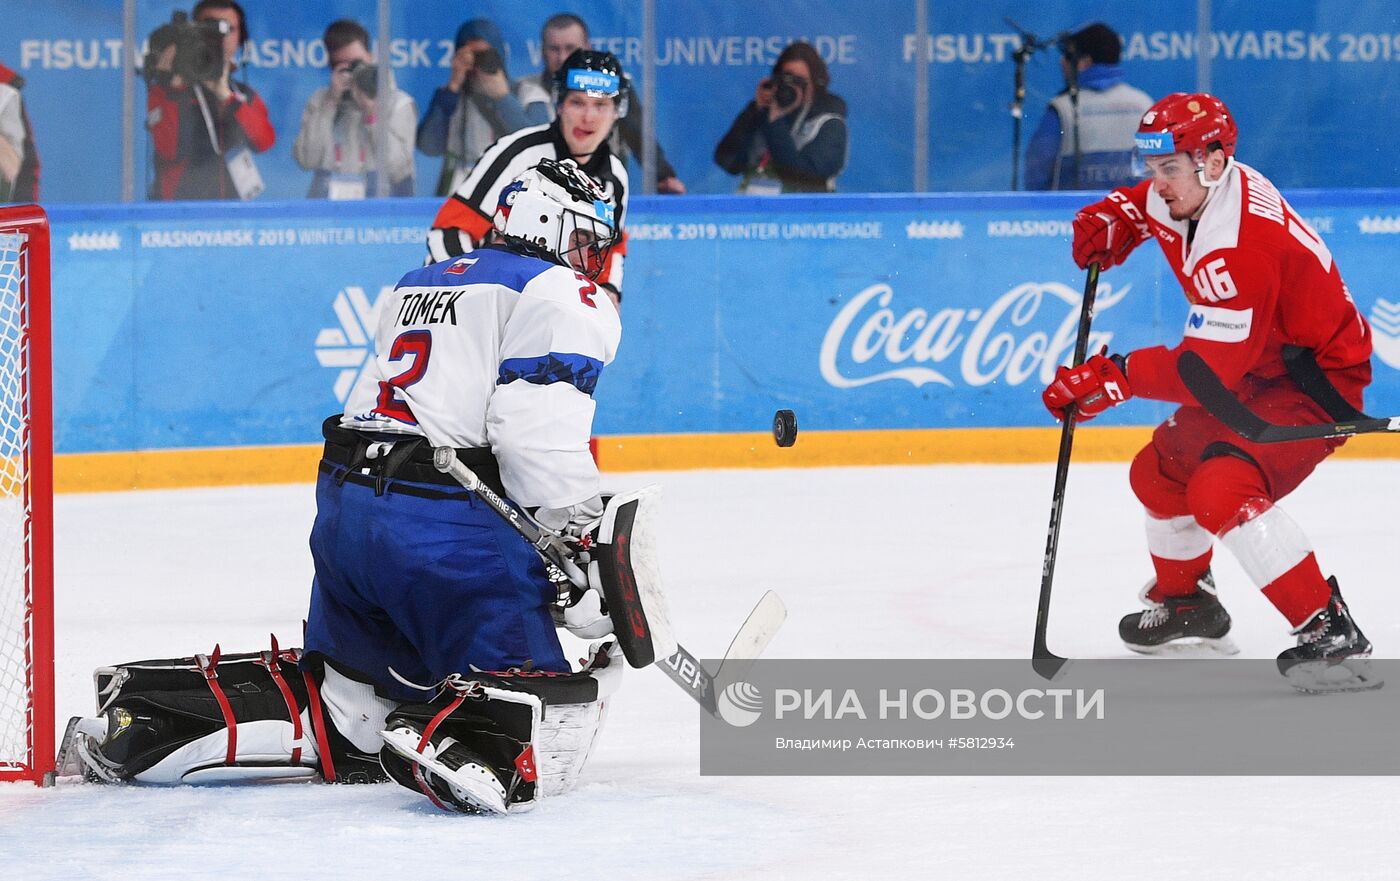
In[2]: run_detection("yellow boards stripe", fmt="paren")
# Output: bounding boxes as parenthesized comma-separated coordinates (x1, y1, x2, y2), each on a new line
(48, 428, 1400, 493)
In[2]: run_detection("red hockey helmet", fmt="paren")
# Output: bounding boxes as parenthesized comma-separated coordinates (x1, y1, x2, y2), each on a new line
(1132, 92, 1237, 174)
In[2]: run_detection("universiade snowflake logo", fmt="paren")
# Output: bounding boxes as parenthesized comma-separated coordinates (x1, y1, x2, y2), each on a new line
(1358, 216, 1400, 234)
(905, 220, 965, 239)
(1369, 298, 1400, 370)
(66, 231, 121, 251)
(315, 286, 390, 402)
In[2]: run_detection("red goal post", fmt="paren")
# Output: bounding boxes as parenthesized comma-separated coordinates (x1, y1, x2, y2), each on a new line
(0, 204, 54, 785)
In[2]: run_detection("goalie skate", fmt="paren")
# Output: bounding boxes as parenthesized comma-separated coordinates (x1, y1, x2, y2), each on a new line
(380, 723, 509, 815)
(54, 714, 128, 783)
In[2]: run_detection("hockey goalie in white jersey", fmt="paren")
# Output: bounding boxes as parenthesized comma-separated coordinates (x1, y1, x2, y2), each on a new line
(57, 159, 666, 815)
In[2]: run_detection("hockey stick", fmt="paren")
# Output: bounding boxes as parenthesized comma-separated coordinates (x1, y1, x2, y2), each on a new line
(1032, 262, 1100, 681)
(430, 449, 787, 718)
(657, 591, 787, 717)
(429, 448, 591, 589)
(1178, 350, 1400, 442)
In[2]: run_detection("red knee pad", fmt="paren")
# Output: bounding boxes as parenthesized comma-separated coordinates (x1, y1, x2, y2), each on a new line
(1184, 454, 1273, 535)
(1129, 443, 1190, 518)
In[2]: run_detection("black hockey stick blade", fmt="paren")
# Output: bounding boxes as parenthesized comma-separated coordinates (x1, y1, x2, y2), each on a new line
(1178, 351, 1400, 442)
(1032, 645, 1071, 681)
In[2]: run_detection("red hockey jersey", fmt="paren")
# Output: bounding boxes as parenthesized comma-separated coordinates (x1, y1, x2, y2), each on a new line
(1115, 161, 1371, 405)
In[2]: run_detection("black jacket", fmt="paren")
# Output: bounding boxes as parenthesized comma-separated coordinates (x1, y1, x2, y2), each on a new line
(714, 91, 848, 192)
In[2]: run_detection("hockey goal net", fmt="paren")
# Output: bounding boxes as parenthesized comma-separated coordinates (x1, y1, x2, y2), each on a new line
(0, 204, 53, 785)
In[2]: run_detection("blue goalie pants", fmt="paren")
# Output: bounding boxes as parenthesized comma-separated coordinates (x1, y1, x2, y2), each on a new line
(304, 468, 568, 702)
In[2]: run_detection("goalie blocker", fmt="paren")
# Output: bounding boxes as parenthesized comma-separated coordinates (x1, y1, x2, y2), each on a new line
(585, 485, 677, 667)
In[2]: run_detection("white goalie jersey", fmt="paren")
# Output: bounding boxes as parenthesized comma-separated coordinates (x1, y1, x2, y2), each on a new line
(341, 246, 621, 509)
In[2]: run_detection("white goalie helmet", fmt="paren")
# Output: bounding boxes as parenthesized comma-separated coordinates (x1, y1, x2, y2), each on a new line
(493, 158, 619, 280)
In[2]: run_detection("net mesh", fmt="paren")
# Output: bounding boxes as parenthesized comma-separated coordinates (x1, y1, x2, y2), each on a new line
(0, 229, 34, 776)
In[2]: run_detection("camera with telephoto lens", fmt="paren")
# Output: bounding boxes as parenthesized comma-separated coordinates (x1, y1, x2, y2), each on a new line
(345, 60, 379, 100)
(143, 11, 228, 86)
(774, 72, 806, 107)
(473, 47, 502, 76)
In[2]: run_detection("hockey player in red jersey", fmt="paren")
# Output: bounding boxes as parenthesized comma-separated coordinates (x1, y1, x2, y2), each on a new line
(1042, 92, 1377, 689)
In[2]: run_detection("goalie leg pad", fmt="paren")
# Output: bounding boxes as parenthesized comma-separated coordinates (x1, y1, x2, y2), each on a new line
(588, 485, 677, 668)
(379, 642, 623, 813)
(57, 639, 387, 785)
(58, 639, 319, 784)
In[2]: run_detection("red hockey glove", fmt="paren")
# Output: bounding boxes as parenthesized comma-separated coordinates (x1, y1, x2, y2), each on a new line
(1042, 353, 1132, 422)
(1071, 193, 1150, 270)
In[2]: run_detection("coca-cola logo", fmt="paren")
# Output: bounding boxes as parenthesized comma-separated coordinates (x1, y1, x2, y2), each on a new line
(819, 281, 1128, 389)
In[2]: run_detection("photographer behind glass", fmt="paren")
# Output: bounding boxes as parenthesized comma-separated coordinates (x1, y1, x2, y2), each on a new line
(714, 41, 848, 194)
(145, 0, 275, 200)
(417, 18, 531, 196)
(293, 19, 417, 199)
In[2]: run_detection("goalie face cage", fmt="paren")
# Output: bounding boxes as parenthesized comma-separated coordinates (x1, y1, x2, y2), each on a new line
(0, 205, 54, 785)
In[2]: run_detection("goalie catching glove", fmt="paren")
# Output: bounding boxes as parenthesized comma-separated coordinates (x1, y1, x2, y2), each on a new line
(1043, 352, 1132, 422)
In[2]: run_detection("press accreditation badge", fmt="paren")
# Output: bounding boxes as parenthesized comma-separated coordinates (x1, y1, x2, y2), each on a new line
(328, 173, 368, 201)
(225, 147, 265, 201)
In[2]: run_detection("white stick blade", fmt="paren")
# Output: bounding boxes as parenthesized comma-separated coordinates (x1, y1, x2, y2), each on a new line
(714, 591, 786, 682)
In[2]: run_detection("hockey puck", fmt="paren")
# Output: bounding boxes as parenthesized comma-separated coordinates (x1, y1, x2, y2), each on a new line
(772, 409, 798, 447)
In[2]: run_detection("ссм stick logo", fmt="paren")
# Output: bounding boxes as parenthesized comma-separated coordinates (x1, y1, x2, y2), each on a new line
(717, 680, 764, 727)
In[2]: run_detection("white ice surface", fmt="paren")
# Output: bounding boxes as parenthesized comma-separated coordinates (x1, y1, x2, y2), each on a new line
(4, 460, 1400, 880)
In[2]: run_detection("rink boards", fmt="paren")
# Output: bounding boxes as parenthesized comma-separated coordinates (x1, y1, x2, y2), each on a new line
(48, 193, 1400, 490)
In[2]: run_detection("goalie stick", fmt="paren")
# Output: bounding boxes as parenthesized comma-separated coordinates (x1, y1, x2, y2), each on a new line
(657, 591, 787, 718)
(1177, 350, 1400, 443)
(1032, 262, 1100, 682)
(430, 449, 787, 718)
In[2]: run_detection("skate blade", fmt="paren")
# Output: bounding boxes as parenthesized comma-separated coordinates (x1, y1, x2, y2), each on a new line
(380, 728, 508, 815)
(53, 716, 123, 783)
(1283, 658, 1385, 695)
(53, 717, 88, 780)
(1124, 635, 1240, 657)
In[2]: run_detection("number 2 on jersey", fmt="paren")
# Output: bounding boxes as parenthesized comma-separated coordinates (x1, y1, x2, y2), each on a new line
(575, 273, 598, 308)
(373, 330, 432, 424)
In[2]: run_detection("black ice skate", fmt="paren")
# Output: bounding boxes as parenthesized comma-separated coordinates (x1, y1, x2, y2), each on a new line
(1119, 571, 1237, 655)
(54, 707, 166, 783)
(1276, 577, 1382, 694)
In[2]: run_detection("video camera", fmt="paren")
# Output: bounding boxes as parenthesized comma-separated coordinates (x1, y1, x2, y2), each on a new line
(143, 11, 228, 86)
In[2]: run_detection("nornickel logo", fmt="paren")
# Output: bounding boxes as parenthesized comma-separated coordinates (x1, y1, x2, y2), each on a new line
(717, 680, 764, 727)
